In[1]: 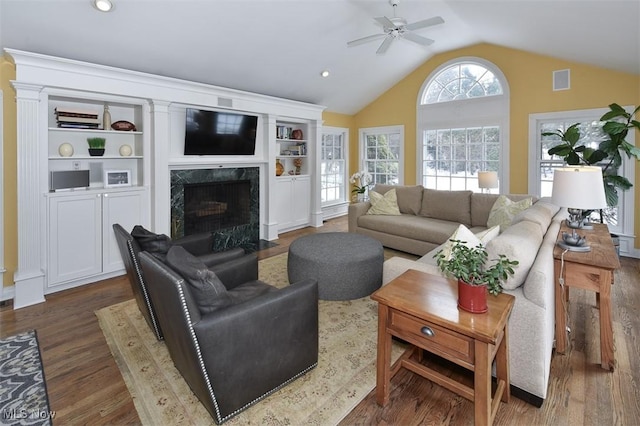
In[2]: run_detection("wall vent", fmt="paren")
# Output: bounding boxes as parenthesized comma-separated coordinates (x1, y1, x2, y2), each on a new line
(217, 97, 233, 108)
(553, 69, 570, 91)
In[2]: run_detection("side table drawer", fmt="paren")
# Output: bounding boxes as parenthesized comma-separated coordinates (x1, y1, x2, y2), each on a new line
(390, 310, 474, 364)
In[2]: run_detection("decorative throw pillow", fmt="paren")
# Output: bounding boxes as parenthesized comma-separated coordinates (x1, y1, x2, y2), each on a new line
(367, 189, 401, 216)
(474, 225, 500, 245)
(165, 245, 232, 315)
(437, 224, 482, 261)
(486, 196, 533, 231)
(131, 225, 172, 260)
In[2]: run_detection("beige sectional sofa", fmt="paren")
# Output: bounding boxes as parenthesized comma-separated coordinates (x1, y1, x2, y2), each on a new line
(348, 184, 567, 406)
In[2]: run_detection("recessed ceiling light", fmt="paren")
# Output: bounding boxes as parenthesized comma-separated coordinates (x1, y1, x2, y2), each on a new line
(93, 0, 113, 12)
(320, 70, 330, 78)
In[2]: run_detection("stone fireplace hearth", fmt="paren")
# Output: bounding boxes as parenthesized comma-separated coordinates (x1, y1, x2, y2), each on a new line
(171, 167, 259, 252)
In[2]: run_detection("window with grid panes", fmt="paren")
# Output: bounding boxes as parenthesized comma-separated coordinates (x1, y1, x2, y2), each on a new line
(360, 126, 403, 186)
(321, 128, 347, 205)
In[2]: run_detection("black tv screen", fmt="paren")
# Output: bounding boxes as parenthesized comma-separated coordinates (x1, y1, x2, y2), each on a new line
(184, 108, 258, 155)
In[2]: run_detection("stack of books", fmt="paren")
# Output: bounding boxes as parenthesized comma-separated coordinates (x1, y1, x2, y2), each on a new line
(55, 108, 101, 129)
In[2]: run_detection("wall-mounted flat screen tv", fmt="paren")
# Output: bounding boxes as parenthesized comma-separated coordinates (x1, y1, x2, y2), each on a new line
(184, 108, 258, 155)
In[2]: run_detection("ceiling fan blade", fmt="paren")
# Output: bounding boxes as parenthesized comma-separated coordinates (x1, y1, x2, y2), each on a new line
(405, 16, 445, 31)
(376, 36, 394, 55)
(347, 33, 387, 47)
(374, 16, 396, 28)
(402, 31, 434, 46)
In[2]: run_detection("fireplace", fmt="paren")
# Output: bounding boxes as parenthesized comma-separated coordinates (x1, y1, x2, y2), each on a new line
(171, 167, 259, 252)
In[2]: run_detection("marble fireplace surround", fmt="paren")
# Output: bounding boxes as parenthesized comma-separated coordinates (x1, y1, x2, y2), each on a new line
(170, 167, 260, 252)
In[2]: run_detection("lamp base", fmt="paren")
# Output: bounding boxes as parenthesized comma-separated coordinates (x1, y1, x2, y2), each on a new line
(557, 241, 591, 252)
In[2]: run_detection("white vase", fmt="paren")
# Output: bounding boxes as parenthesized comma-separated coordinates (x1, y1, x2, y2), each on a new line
(103, 104, 111, 130)
(356, 193, 366, 203)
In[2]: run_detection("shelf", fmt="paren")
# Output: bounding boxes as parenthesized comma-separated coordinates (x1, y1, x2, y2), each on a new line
(276, 155, 308, 158)
(49, 155, 143, 160)
(276, 139, 307, 143)
(49, 127, 142, 135)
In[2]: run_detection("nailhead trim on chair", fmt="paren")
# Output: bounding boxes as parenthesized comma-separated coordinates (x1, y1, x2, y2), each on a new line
(174, 278, 318, 424)
(126, 240, 163, 341)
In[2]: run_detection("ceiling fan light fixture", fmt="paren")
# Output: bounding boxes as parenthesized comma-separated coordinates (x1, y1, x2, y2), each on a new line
(93, 0, 113, 12)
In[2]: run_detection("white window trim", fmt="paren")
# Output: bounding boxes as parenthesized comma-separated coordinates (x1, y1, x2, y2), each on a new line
(359, 125, 405, 185)
(321, 126, 349, 207)
(528, 107, 636, 257)
(416, 57, 510, 192)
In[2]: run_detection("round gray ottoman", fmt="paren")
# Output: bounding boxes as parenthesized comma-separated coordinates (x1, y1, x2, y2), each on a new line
(287, 232, 384, 301)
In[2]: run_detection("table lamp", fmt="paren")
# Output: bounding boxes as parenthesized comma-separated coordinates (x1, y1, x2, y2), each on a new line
(478, 171, 498, 194)
(550, 166, 607, 251)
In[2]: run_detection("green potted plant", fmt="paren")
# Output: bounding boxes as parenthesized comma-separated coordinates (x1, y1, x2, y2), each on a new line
(543, 103, 640, 210)
(87, 137, 106, 156)
(435, 240, 519, 313)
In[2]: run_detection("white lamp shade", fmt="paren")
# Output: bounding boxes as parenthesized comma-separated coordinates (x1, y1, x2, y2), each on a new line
(551, 166, 607, 210)
(478, 171, 499, 189)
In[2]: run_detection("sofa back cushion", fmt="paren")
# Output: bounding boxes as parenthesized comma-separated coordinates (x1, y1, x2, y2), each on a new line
(419, 189, 472, 226)
(374, 184, 424, 215)
(484, 220, 543, 290)
(131, 225, 172, 261)
(511, 198, 559, 234)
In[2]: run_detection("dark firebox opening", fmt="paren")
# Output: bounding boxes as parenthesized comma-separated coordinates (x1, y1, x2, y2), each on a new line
(183, 180, 250, 235)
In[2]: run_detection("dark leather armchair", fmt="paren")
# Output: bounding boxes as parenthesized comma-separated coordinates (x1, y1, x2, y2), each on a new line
(138, 248, 318, 424)
(112, 223, 251, 340)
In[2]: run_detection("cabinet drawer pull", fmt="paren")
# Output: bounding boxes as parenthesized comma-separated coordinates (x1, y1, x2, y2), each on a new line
(420, 326, 435, 337)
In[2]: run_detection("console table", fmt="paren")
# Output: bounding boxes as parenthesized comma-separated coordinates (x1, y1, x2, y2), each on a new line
(371, 269, 514, 426)
(553, 222, 620, 370)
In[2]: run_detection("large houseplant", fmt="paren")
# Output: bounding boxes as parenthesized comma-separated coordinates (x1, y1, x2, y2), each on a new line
(543, 103, 640, 209)
(435, 240, 518, 313)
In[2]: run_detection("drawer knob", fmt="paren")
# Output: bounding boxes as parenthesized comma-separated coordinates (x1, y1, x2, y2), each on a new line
(420, 326, 435, 337)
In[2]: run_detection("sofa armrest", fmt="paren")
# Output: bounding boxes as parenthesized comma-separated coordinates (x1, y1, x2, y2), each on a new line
(383, 256, 444, 285)
(348, 202, 371, 232)
(198, 247, 246, 268)
(209, 253, 259, 290)
(173, 232, 214, 256)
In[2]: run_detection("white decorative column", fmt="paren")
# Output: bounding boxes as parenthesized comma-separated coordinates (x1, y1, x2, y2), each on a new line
(12, 82, 47, 308)
(149, 100, 172, 234)
(264, 115, 279, 240)
(309, 119, 323, 227)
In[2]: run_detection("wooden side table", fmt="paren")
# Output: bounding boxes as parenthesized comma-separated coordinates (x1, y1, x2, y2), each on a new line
(553, 222, 620, 370)
(371, 269, 515, 426)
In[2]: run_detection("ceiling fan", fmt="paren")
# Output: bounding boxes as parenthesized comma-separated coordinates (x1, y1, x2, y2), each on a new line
(347, 0, 444, 54)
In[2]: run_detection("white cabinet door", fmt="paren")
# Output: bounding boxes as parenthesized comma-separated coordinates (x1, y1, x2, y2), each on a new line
(48, 193, 102, 286)
(102, 190, 145, 273)
(291, 175, 310, 228)
(275, 176, 310, 231)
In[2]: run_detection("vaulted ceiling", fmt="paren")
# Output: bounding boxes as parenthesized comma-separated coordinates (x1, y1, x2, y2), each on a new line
(1, 0, 638, 114)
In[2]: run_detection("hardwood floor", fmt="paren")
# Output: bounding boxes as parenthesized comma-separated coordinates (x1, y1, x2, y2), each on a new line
(2, 216, 639, 425)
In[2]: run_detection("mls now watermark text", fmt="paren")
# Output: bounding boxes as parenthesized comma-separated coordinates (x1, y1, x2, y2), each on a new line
(2, 408, 56, 421)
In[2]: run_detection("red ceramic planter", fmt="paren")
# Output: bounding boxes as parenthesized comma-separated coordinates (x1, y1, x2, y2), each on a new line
(457, 279, 488, 313)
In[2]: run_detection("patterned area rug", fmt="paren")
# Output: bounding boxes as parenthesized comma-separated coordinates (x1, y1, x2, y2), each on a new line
(96, 252, 407, 425)
(0, 330, 53, 426)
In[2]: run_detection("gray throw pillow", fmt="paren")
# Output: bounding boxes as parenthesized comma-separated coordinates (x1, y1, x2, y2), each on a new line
(131, 225, 172, 261)
(165, 245, 232, 314)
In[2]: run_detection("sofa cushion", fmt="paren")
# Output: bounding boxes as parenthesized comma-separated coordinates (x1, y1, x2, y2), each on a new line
(367, 189, 401, 215)
(165, 245, 232, 315)
(374, 184, 423, 215)
(471, 194, 538, 227)
(487, 195, 533, 231)
(131, 225, 172, 260)
(511, 198, 559, 234)
(358, 214, 460, 245)
(419, 189, 472, 226)
(485, 220, 543, 290)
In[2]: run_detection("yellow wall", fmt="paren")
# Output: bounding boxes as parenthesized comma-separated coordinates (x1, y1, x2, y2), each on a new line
(326, 42, 640, 249)
(1, 57, 16, 286)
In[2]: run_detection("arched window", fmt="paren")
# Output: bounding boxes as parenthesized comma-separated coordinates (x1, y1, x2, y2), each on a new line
(417, 58, 509, 193)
